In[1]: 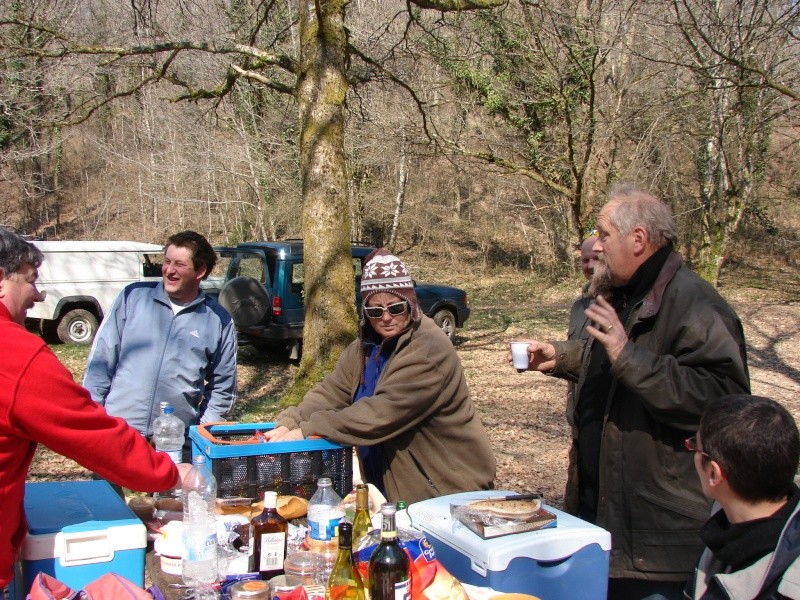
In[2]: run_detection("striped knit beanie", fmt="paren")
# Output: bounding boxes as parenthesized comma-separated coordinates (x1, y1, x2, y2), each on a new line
(360, 249, 421, 323)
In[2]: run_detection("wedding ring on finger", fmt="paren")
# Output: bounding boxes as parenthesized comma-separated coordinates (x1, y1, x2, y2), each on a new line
(605, 324, 613, 333)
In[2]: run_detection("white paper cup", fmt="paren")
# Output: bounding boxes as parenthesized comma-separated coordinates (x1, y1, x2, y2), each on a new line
(510, 342, 530, 370)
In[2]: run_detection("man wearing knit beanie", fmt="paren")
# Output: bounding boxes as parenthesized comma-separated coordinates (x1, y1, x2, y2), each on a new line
(265, 248, 496, 502)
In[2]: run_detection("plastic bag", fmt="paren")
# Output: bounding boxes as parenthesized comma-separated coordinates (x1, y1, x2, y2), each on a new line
(352, 527, 467, 600)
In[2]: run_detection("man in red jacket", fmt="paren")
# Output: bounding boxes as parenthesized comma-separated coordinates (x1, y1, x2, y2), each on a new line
(0, 227, 183, 590)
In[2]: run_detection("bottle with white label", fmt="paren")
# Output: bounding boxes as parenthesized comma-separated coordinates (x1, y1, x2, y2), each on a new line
(182, 455, 218, 586)
(251, 490, 288, 578)
(307, 477, 345, 554)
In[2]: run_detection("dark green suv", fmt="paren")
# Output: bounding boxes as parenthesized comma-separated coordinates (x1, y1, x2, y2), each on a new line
(214, 241, 470, 355)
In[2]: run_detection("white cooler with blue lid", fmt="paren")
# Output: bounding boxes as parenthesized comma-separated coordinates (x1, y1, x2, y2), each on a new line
(408, 491, 611, 600)
(11, 480, 147, 598)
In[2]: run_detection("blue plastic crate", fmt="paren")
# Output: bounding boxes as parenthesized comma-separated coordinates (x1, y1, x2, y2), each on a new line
(189, 423, 353, 500)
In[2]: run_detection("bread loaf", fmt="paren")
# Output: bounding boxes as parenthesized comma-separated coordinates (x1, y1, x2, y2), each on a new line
(466, 498, 541, 520)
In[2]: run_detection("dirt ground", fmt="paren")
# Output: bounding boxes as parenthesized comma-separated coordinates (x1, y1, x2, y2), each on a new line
(28, 297, 800, 511)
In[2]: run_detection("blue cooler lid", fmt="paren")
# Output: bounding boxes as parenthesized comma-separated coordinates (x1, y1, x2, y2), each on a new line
(24, 480, 140, 534)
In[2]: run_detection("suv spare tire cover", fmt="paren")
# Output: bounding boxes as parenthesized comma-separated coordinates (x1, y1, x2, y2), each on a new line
(218, 276, 271, 327)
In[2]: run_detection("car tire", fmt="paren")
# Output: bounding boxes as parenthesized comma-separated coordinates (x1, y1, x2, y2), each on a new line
(56, 309, 98, 345)
(432, 308, 457, 342)
(219, 276, 272, 328)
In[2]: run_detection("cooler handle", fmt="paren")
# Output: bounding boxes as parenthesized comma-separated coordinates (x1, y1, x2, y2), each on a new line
(470, 561, 488, 577)
(59, 530, 113, 566)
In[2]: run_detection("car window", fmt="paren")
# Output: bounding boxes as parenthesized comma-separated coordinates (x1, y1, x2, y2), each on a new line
(291, 263, 304, 295)
(209, 255, 231, 280)
(143, 253, 162, 277)
(238, 254, 267, 283)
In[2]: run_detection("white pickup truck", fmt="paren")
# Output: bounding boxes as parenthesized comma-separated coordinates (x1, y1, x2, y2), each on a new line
(26, 240, 165, 344)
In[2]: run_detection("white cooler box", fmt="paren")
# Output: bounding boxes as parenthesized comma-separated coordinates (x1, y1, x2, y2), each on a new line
(11, 480, 147, 598)
(408, 491, 611, 600)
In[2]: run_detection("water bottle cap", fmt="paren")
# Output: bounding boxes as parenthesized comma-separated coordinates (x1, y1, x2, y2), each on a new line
(317, 477, 332, 486)
(164, 406, 174, 414)
(192, 455, 207, 466)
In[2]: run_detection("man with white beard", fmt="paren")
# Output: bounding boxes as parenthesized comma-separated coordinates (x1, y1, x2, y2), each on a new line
(509, 184, 750, 599)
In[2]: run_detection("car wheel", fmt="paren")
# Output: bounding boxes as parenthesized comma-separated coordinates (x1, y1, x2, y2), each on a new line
(56, 309, 98, 345)
(432, 309, 457, 342)
(219, 276, 272, 328)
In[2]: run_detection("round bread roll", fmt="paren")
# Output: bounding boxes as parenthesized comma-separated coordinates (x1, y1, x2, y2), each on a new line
(467, 498, 541, 520)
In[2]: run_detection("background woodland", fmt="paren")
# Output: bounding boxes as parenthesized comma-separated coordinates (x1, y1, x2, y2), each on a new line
(2, 0, 799, 292)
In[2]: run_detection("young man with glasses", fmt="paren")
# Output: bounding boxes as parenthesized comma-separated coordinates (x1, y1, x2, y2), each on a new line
(684, 394, 800, 599)
(265, 249, 495, 503)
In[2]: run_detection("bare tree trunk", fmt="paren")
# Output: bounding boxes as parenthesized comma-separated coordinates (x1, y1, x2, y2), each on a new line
(285, 0, 357, 405)
(388, 136, 408, 250)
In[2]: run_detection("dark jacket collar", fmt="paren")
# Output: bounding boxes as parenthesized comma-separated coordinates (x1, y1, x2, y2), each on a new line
(636, 251, 683, 321)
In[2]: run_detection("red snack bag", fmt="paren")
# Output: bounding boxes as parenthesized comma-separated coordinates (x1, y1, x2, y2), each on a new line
(353, 527, 438, 599)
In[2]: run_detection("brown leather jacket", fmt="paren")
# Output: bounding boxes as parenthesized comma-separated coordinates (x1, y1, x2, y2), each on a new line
(551, 252, 750, 580)
(276, 316, 496, 503)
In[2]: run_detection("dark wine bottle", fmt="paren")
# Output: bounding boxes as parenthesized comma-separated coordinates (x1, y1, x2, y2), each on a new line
(368, 503, 410, 600)
(251, 490, 288, 578)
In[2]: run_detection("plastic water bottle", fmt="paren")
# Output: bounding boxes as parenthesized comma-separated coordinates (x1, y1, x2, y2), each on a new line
(182, 455, 218, 586)
(307, 477, 345, 555)
(153, 402, 185, 464)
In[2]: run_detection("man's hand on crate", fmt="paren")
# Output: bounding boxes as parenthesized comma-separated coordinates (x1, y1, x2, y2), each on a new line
(263, 425, 304, 442)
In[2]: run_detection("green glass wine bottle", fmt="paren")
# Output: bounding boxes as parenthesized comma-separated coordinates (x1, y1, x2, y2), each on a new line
(368, 503, 410, 600)
(352, 484, 371, 548)
(327, 522, 365, 600)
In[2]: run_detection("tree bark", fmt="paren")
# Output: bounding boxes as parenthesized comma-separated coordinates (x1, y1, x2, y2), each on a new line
(285, 0, 357, 404)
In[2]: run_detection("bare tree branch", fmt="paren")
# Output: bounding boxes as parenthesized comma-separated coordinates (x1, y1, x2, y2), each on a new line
(409, 0, 506, 10)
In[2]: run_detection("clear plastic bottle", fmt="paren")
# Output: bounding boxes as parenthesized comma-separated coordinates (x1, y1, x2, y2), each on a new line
(182, 455, 218, 586)
(327, 522, 364, 600)
(153, 402, 185, 464)
(152, 402, 185, 517)
(307, 477, 345, 554)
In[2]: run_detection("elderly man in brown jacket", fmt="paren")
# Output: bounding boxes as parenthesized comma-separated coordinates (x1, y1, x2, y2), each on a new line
(267, 249, 495, 503)
(511, 185, 749, 600)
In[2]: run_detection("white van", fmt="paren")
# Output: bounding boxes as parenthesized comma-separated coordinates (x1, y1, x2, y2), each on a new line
(27, 240, 165, 344)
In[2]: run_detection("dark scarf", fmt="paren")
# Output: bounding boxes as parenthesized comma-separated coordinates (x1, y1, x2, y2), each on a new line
(701, 485, 800, 571)
(575, 244, 673, 522)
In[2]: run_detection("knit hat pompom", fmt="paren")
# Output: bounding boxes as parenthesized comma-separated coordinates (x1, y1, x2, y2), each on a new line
(360, 249, 420, 322)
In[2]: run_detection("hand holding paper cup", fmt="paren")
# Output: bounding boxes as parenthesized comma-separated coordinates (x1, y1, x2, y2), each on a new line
(510, 341, 530, 371)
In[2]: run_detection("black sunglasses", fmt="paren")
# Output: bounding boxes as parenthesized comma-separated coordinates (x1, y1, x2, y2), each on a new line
(364, 300, 409, 319)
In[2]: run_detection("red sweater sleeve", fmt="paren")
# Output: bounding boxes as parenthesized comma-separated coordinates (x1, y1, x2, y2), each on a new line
(12, 345, 179, 492)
